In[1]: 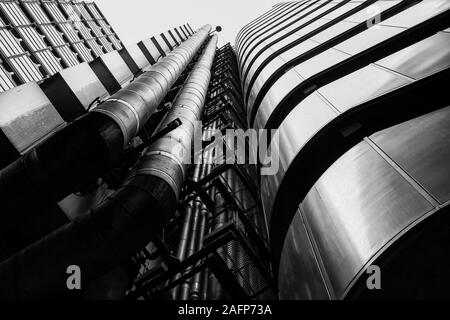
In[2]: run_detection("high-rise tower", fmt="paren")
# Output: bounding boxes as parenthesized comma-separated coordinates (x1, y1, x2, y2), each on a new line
(236, 0, 450, 299)
(0, 0, 449, 300)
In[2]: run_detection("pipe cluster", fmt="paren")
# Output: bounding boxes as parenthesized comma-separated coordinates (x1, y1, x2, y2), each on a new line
(0, 25, 212, 257)
(0, 32, 218, 299)
(93, 25, 213, 145)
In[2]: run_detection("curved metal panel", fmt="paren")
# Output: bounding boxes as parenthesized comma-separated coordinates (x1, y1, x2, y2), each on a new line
(280, 104, 450, 299)
(244, 0, 397, 111)
(259, 58, 433, 218)
(260, 93, 337, 222)
(242, 1, 371, 89)
(240, 0, 340, 77)
(245, 0, 449, 124)
(371, 106, 450, 204)
(253, 1, 450, 128)
(236, 2, 293, 47)
(238, 1, 308, 54)
(246, 40, 317, 113)
(279, 209, 330, 300)
(240, 0, 331, 68)
(257, 26, 450, 280)
(300, 141, 434, 298)
(377, 32, 450, 80)
(242, 0, 392, 98)
(237, 2, 301, 52)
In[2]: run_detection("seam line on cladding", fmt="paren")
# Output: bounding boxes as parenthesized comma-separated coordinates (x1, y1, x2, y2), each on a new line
(91, 108, 130, 146)
(144, 150, 186, 178)
(106, 98, 141, 133)
(364, 137, 440, 207)
(144, 70, 170, 88)
(130, 167, 180, 198)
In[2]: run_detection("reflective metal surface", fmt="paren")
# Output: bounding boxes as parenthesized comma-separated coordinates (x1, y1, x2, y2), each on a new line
(300, 141, 434, 298)
(278, 209, 330, 300)
(126, 35, 218, 198)
(259, 32, 449, 221)
(236, 0, 450, 299)
(377, 32, 450, 80)
(237, 2, 301, 52)
(279, 105, 450, 298)
(260, 93, 337, 222)
(239, 0, 327, 66)
(240, 0, 339, 77)
(371, 106, 450, 204)
(242, 0, 401, 105)
(93, 25, 212, 145)
(244, 0, 450, 127)
(236, 3, 288, 46)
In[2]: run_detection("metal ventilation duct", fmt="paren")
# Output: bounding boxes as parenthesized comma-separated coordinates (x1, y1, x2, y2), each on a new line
(0, 35, 218, 299)
(0, 25, 212, 254)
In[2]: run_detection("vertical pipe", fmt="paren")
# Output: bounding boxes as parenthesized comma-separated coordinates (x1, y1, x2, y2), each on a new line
(0, 25, 213, 258)
(0, 35, 218, 300)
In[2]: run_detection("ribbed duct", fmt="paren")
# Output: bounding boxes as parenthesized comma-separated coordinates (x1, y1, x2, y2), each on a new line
(0, 25, 212, 255)
(127, 35, 217, 199)
(93, 25, 212, 145)
(0, 35, 218, 299)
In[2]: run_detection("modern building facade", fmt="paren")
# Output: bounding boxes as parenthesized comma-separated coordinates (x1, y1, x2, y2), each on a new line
(236, 0, 450, 299)
(0, 0, 449, 300)
(0, 1, 273, 300)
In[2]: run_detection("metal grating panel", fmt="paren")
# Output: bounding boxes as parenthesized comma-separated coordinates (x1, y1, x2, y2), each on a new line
(72, 2, 114, 52)
(0, 57, 15, 91)
(84, 1, 122, 50)
(0, 1, 63, 76)
(41, 1, 93, 62)
(0, 16, 43, 84)
(21, 0, 79, 67)
(58, 1, 104, 57)
(216, 237, 269, 299)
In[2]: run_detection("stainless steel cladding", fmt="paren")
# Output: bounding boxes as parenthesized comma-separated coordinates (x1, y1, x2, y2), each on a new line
(280, 107, 450, 299)
(93, 25, 213, 145)
(126, 35, 218, 199)
(236, 0, 450, 299)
